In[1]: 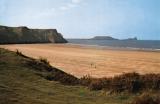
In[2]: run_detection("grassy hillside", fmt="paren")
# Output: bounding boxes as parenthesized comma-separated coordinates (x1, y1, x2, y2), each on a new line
(0, 48, 159, 104)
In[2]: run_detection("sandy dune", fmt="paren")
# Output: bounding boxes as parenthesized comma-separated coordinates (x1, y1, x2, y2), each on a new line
(1, 44, 160, 78)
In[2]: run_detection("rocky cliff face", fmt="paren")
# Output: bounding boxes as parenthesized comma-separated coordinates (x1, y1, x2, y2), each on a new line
(0, 25, 67, 44)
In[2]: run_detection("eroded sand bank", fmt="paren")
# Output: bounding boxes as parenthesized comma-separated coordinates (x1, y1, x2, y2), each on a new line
(1, 44, 160, 78)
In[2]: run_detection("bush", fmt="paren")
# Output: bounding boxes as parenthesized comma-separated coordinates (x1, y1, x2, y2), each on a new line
(80, 72, 160, 93)
(110, 73, 142, 93)
(130, 93, 160, 104)
(80, 75, 93, 86)
(39, 57, 50, 65)
(89, 80, 103, 90)
(16, 49, 23, 56)
(15, 49, 28, 58)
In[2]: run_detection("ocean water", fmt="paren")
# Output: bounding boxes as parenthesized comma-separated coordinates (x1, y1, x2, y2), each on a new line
(67, 39, 160, 50)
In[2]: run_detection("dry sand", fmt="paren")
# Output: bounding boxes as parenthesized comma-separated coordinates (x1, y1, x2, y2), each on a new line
(1, 43, 160, 78)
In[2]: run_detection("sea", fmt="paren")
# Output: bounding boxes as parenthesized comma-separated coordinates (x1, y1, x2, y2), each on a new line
(67, 39, 160, 51)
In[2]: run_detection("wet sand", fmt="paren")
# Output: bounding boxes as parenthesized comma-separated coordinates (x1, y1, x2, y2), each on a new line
(1, 43, 160, 78)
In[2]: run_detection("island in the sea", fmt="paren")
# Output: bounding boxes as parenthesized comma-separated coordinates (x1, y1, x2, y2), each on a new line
(91, 36, 138, 40)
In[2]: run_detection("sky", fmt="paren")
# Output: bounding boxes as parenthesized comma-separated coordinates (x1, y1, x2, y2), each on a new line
(0, 0, 160, 40)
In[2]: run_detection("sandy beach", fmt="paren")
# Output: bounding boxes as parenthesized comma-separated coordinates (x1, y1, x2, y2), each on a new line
(1, 43, 160, 78)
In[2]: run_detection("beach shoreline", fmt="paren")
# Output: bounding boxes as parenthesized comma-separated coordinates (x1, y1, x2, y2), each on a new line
(66, 43, 160, 52)
(0, 43, 160, 78)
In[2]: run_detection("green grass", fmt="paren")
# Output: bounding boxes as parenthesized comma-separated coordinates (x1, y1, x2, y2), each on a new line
(0, 48, 159, 104)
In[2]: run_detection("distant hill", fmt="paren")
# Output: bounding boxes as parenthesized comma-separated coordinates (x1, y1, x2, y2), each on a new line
(91, 36, 138, 40)
(122, 37, 138, 41)
(0, 25, 67, 44)
(91, 36, 118, 40)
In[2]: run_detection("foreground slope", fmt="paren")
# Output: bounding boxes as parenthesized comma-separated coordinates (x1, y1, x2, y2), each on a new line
(0, 48, 136, 104)
(0, 25, 67, 44)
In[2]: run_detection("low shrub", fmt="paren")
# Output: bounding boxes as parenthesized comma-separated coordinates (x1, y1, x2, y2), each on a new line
(130, 93, 160, 104)
(80, 75, 93, 86)
(16, 49, 22, 55)
(80, 72, 160, 93)
(39, 57, 50, 65)
(15, 49, 28, 58)
(89, 80, 103, 90)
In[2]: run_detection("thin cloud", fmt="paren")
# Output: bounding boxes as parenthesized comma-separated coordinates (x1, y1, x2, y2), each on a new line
(71, 0, 82, 4)
(9, 7, 56, 26)
(60, 3, 77, 10)
(67, 3, 77, 8)
(60, 0, 83, 11)
(60, 6, 69, 10)
(25, 8, 56, 19)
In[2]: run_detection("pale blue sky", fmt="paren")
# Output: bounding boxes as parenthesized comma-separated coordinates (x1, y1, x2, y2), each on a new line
(0, 0, 160, 40)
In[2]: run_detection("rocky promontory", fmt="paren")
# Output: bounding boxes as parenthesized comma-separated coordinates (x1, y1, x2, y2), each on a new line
(0, 25, 67, 44)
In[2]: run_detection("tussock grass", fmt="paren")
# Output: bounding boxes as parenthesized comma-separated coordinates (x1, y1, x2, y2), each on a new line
(15, 49, 29, 58)
(130, 93, 160, 104)
(39, 57, 50, 65)
(80, 72, 160, 93)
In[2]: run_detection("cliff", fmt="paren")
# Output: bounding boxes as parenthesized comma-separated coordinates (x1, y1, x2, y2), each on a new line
(0, 25, 67, 44)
